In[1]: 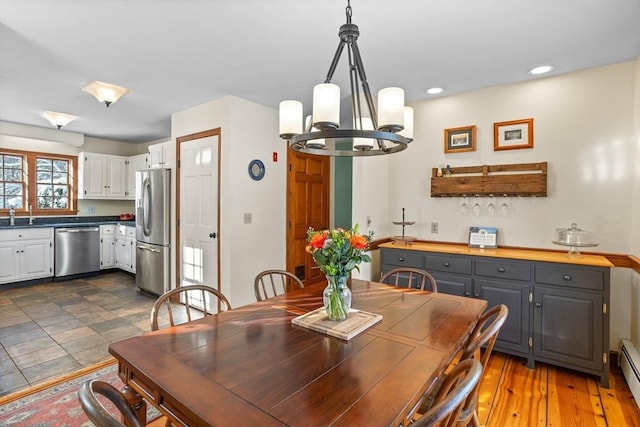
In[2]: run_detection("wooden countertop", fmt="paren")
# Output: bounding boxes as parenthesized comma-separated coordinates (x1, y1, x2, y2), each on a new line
(379, 241, 614, 268)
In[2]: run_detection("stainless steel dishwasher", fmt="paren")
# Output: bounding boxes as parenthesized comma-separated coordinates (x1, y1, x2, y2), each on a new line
(54, 226, 100, 279)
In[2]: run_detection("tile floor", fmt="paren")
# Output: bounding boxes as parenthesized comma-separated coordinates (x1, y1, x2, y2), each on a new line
(0, 272, 158, 396)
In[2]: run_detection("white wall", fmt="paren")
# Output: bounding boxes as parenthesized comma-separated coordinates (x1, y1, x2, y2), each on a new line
(631, 56, 640, 349)
(171, 96, 286, 308)
(355, 61, 638, 350)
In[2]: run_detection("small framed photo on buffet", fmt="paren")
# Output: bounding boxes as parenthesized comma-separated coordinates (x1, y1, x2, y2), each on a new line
(468, 226, 498, 248)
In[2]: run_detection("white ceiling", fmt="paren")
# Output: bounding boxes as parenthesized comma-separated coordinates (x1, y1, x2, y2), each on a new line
(1, 0, 639, 144)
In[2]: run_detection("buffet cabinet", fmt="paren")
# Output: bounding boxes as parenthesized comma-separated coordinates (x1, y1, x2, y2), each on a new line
(380, 245, 611, 387)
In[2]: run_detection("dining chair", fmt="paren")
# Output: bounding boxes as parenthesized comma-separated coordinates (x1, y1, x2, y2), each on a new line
(78, 380, 144, 427)
(412, 358, 482, 427)
(150, 284, 232, 331)
(456, 304, 509, 427)
(254, 269, 304, 301)
(380, 267, 438, 292)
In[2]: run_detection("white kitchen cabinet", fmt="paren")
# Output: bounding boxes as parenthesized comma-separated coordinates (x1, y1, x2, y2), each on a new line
(100, 224, 116, 269)
(125, 153, 148, 200)
(147, 141, 174, 169)
(115, 224, 136, 274)
(0, 228, 54, 284)
(78, 152, 127, 199)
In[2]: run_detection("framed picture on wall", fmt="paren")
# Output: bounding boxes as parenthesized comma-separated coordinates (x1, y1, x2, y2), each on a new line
(444, 125, 476, 153)
(494, 118, 534, 151)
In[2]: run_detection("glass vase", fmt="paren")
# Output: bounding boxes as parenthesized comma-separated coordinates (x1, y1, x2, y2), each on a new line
(323, 274, 352, 321)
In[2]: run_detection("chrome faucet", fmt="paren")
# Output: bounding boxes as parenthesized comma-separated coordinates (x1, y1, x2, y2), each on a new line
(9, 207, 15, 226)
(29, 205, 34, 225)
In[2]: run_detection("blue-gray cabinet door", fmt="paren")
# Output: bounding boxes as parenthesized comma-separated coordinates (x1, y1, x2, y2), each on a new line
(475, 279, 530, 355)
(533, 286, 603, 371)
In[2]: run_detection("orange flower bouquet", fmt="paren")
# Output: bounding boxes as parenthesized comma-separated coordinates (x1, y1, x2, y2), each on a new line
(306, 224, 373, 320)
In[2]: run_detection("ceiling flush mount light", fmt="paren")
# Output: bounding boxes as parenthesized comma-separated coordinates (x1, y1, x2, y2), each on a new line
(426, 87, 444, 95)
(528, 65, 554, 75)
(41, 111, 78, 129)
(278, 0, 413, 157)
(82, 80, 131, 107)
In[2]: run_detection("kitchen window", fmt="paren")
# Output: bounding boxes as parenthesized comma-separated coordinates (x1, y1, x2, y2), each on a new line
(0, 149, 77, 216)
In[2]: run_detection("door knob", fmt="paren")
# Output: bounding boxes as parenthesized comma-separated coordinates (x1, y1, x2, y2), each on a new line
(209, 232, 217, 238)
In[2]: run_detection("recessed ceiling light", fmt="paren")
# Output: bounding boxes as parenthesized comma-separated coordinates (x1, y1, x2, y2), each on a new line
(528, 65, 554, 75)
(426, 87, 444, 95)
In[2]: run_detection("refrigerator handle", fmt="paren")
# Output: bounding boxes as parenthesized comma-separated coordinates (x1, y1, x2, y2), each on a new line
(142, 176, 152, 237)
(137, 244, 161, 254)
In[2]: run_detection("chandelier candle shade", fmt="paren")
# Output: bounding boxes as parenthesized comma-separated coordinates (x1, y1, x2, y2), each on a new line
(306, 225, 373, 320)
(279, 0, 413, 156)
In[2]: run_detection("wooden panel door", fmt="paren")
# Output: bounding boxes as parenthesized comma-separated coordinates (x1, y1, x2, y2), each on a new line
(286, 148, 330, 286)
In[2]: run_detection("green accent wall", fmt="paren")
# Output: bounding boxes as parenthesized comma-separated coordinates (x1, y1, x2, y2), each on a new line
(334, 142, 352, 229)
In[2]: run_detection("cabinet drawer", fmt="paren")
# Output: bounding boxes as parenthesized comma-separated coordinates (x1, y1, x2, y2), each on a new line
(100, 224, 116, 235)
(431, 272, 472, 297)
(475, 259, 531, 282)
(117, 225, 136, 238)
(424, 254, 472, 275)
(534, 264, 604, 291)
(381, 249, 423, 268)
(0, 227, 53, 241)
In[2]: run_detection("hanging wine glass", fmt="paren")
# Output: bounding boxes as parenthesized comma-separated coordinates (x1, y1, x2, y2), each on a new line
(472, 195, 481, 216)
(460, 195, 469, 215)
(487, 196, 496, 216)
(500, 195, 509, 216)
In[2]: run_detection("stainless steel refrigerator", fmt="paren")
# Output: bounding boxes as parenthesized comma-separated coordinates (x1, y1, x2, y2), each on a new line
(135, 168, 171, 296)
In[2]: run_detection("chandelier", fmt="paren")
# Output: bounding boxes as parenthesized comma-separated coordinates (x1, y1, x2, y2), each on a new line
(278, 0, 413, 157)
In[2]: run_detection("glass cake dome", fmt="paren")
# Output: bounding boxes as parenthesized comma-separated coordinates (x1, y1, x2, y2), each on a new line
(552, 223, 598, 258)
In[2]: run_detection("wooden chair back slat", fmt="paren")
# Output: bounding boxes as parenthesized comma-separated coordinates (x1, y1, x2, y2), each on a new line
(150, 285, 232, 331)
(380, 267, 438, 292)
(413, 359, 482, 427)
(254, 269, 304, 301)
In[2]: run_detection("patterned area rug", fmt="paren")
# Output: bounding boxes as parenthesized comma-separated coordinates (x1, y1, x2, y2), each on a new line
(0, 359, 160, 426)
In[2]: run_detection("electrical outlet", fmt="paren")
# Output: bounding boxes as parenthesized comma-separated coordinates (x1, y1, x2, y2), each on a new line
(244, 213, 252, 224)
(86, 206, 95, 214)
(430, 222, 439, 233)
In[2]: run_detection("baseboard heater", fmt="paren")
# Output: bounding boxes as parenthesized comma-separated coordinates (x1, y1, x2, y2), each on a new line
(619, 339, 640, 408)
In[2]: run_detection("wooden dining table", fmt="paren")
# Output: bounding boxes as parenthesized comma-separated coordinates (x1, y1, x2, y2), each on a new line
(109, 279, 487, 427)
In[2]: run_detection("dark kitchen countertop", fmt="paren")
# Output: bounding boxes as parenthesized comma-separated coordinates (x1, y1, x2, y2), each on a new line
(0, 216, 136, 230)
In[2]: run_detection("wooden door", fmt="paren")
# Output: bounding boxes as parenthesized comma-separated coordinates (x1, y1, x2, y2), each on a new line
(286, 148, 330, 286)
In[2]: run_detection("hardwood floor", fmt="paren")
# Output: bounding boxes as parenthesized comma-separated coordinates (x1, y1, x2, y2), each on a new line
(479, 351, 640, 426)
